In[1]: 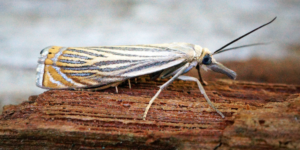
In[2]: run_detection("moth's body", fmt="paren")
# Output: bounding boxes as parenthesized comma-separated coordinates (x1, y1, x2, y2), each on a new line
(36, 42, 236, 119)
(36, 18, 275, 120)
(36, 43, 210, 90)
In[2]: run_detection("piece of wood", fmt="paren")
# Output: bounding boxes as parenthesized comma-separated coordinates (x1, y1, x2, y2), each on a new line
(0, 77, 299, 149)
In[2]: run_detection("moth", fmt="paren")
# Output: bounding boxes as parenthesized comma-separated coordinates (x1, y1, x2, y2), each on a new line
(36, 17, 276, 120)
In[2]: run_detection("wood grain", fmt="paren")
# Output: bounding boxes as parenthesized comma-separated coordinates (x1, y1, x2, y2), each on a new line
(0, 77, 299, 149)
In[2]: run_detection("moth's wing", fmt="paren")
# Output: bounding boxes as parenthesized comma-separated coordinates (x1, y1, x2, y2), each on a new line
(36, 43, 196, 89)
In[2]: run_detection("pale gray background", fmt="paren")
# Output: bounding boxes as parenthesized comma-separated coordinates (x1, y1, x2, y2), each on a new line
(1, 0, 299, 112)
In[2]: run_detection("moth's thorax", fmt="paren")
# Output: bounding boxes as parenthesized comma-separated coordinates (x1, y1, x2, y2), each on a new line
(193, 45, 202, 58)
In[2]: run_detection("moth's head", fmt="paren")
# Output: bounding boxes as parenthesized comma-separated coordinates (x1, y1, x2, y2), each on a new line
(197, 17, 277, 80)
(199, 48, 237, 80)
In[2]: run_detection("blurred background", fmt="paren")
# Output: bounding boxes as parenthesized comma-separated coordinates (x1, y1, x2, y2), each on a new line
(1, 0, 300, 112)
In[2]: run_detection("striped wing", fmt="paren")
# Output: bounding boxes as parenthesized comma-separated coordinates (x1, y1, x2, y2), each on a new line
(36, 42, 196, 89)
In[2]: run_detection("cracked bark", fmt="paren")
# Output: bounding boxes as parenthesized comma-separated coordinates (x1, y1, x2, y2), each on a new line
(0, 77, 299, 149)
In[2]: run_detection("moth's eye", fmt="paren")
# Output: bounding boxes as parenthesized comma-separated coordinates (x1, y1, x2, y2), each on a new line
(202, 54, 212, 65)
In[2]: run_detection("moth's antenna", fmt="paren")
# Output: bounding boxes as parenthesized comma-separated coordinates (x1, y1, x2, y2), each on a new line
(213, 17, 276, 55)
(213, 42, 269, 55)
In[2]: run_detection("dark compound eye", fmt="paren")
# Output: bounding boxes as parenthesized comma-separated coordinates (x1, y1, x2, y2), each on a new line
(202, 54, 212, 65)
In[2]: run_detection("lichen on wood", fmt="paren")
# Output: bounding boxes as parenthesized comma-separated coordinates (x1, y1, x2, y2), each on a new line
(0, 77, 299, 149)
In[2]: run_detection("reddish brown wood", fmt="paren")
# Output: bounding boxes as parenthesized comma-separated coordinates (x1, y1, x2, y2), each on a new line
(0, 77, 299, 149)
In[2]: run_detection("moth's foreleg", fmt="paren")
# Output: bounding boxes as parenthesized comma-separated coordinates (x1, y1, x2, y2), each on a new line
(196, 64, 207, 86)
(177, 75, 225, 118)
(143, 63, 190, 120)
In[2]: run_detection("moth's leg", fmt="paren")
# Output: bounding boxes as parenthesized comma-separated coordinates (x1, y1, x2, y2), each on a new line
(143, 63, 190, 120)
(76, 82, 122, 92)
(177, 75, 225, 118)
(135, 78, 137, 84)
(74, 88, 84, 91)
(74, 87, 90, 91)
(196, 64, 207, 86)
(128, 79, 131, 89)
(115, 86, 118, 93)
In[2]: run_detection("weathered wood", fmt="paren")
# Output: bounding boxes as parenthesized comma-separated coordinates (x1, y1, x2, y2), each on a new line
(0, 77, 299, 149)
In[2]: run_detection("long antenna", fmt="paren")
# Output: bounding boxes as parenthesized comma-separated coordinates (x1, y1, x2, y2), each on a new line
(213, 17, 276, 55)
(213, 42, 269, 55)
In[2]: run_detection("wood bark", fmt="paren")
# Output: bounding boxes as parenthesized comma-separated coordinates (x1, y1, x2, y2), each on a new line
(0, 77, 299, 149)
